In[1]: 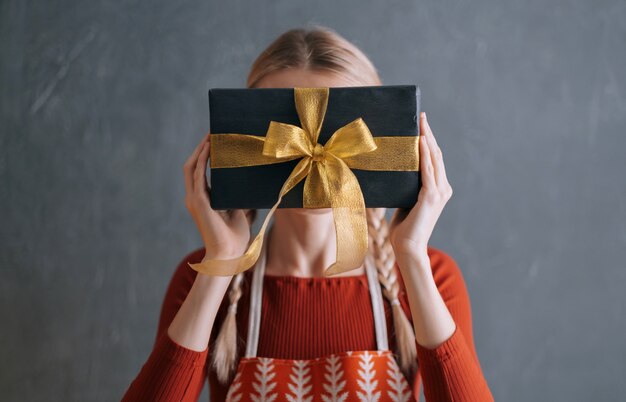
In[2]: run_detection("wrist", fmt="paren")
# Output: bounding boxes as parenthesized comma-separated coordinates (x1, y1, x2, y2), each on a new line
(202, 249, 245, 261)
(395, 250, 431, 274)
(189, 273, 232, 304)
(391, 238, 428, 263)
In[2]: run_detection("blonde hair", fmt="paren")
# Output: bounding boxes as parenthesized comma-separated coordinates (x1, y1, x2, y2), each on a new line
(211, 25, 418, 384)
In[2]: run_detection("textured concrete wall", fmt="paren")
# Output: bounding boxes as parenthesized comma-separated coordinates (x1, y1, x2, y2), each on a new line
(1, 1, 625, 400)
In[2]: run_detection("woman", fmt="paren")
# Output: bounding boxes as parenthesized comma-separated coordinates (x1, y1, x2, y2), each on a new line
(122, 26, 494, 402)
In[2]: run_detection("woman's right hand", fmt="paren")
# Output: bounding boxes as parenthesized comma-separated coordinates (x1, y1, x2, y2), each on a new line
(184, 131, 251, 260)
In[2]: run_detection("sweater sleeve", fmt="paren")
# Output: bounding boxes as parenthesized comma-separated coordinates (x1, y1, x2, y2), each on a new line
(396, 247, 494, 402)
(121, 248, 211, 402)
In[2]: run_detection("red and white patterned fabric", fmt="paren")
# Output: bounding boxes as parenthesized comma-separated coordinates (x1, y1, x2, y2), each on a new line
(224, 225, 415, 402)
(225, 349, 414, 402)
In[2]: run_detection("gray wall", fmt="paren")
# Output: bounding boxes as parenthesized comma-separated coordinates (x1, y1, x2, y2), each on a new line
(1, 1, 625, 401)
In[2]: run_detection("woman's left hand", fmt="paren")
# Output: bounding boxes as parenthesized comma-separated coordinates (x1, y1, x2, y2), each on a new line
(389, 112, 453, 261)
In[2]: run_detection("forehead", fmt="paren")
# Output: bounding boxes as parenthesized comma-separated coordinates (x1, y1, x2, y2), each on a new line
(253, 68, 355, 88)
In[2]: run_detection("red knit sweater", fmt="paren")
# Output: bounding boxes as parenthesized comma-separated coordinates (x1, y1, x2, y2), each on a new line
(122, 246, 494, 401)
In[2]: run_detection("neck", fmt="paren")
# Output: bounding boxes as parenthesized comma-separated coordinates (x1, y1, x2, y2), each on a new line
(265, 208, 365, 278)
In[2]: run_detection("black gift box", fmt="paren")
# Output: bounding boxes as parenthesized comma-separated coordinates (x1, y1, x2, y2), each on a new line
(208, 85, 421, 210)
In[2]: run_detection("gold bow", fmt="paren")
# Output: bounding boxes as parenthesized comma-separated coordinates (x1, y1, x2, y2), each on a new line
(188, 87, 419, 277)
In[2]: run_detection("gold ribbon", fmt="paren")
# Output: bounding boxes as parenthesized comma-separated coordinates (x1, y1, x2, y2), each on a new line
(188, 87, 419, 277)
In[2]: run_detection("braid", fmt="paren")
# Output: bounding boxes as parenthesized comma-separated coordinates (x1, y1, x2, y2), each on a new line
(211, 209, 257, 384)
(211, 271, 244, 383)
(366, 208, 418, 381)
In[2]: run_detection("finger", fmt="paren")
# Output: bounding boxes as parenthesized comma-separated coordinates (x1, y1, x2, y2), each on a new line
(184, 132, 211, 194)
(420, 133, 437, 190)
(421, 112, 436, 147)
(190, 132, 211, 163)
(422, 113, 436, 143)
(419, 114, 437, 189)
(422, 114, 447, 189)
(194, 141, 211, 202)
(184, 133, 210, 193)
(435, 150, 450, 191)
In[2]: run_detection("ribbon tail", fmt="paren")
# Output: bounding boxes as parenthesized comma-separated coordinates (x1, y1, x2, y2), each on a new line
(324, 204, 369, 276)
(188, 157, 313, 276)
(313, 155, 369, 276)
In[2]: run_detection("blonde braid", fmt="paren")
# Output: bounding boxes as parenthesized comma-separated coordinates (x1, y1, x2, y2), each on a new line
(211, 209, 257, 384)
(366, 207, 418, 380)
(211, 271, 244, 384)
